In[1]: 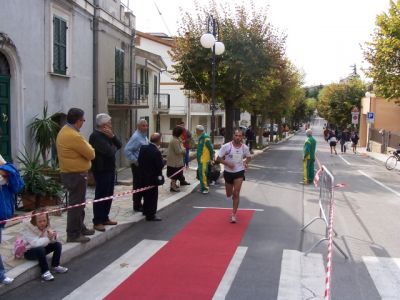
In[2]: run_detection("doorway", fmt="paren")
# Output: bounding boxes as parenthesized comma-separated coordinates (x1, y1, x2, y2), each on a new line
(0, 52, 10, 161)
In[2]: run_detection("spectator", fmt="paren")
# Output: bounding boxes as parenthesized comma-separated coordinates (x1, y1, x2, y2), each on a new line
(328, 130, 338, 155)
(124, 119, 149, 213)
(245, 126, 256, 153)
(302, 129, 317, 184)
(22, 208, 68, 281)
(196, 125, 214, 194)
(89, 113, 122, 232)
(0, 156, 24, 284)
(56, 108, 95, 243)
(177, 120, 192, 168)
(167, 126, 187, 192)
(350, 131, 360, 154)
(339, 129, 349, 153)
(137, 133, 165, 221)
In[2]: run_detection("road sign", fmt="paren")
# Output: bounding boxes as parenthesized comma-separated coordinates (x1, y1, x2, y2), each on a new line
(351, 111, 359, 125)
(367, 112, 375, 123)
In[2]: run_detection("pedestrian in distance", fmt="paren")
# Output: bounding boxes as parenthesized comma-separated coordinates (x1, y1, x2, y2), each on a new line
(350, 131, 359, 154)
(137, 133, 165, 221)
(196, 125, 214, 194)
(22, 208, 68, 281)
(245, 126, 256, 153)
(302, 129, 317, 185)
(328, 130, 338, 155)
(167, 126, 188, 192)
(124, 119, 149, 213)
(56, 108, 95, 243)
(177, 120, 192, 169)
(0, 156, 24, 285)
(339, 128, 349, 153)
(89, 113, 122, 232)
(216, 129, 251, 223)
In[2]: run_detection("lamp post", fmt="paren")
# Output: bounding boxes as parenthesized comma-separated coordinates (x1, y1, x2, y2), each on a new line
(200, 15, 225, 144)
(365, 91, 374, 152)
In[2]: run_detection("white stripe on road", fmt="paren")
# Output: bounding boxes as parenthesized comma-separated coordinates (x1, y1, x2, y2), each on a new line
(193, 206, 265, 211)
(339, 155, 352, 166)
(62, 240, 167, 300)
(358, 170, 400, 197)
(277, 250, 325, 300)
(212, 246, 248, 299)
(363, 256, 400, 299)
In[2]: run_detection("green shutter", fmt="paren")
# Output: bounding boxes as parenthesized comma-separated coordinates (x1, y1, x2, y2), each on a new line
(53, 16, 67, 75)
(115, 49, 124, 103)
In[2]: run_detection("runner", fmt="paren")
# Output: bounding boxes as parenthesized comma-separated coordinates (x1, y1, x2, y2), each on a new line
(217, 130, 251, 223)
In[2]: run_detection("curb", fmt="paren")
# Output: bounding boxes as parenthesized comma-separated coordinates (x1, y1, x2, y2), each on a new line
(0, 182, 200, 296)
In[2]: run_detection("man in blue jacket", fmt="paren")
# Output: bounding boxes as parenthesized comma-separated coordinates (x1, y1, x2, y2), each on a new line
(0, 155, 24, 284)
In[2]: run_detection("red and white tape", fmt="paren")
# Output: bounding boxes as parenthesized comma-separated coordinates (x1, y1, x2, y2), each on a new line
(324, 183, 336, 300)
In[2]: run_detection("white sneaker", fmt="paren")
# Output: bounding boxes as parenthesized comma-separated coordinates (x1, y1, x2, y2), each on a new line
(53, 266, 68, 274)
(41, 271, 54, 281)
(201, 189, 209, 194)
(1, 276, 14, 285)
(230, 215, 237, 223)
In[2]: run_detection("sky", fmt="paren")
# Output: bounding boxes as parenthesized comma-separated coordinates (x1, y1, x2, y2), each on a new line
(125, 0, 391, 86)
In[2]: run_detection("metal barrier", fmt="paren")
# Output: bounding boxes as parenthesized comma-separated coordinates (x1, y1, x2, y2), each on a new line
(301, 165, 348, 259)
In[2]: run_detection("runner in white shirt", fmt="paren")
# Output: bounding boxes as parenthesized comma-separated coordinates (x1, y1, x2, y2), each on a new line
(217, 130, 251, 223)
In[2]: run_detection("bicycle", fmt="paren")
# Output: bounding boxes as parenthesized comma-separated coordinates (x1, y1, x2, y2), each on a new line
(385, 151, 400, 170)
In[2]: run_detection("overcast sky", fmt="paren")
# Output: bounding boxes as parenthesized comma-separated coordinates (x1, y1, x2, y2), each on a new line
(126, 0, 390, 86)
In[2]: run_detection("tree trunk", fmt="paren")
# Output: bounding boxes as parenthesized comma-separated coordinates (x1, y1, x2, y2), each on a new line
(224, 100, 235, 142)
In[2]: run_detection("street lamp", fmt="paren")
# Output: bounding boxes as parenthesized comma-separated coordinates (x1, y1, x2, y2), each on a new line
(365, 91, 374, 152)
(200, 15, 225, 144)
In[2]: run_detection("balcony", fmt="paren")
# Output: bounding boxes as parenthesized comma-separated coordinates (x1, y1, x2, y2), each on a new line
(153, 93, 170, 113)
(107, 82, 149, 109)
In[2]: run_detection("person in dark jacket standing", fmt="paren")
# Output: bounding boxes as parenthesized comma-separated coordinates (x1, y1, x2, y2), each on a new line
(138, 133, 164, 221)
(89, 113, 122, 232)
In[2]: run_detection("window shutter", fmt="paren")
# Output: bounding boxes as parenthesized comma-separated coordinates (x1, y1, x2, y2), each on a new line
(53, 16, 67, 75)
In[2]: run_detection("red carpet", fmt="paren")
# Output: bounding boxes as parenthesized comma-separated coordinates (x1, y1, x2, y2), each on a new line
(105, 209, 254, 300)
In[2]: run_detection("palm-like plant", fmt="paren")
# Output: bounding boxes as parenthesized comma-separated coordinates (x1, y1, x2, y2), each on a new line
(17, 148, 46, 196)
(29, 105, 59, 163)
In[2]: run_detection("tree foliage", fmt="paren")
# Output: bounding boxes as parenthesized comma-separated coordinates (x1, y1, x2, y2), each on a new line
(317, 78, 366, 129)
(364, 0, 400, 103)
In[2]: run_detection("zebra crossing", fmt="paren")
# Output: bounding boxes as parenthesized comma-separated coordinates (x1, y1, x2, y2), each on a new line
(61, 240, 399, 300)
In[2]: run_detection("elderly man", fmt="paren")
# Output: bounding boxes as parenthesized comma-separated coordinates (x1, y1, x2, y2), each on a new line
(56, 108, 95, 243)
(302, 129, 317, 185)
(124, 119, 149, 212)
(196, 125, 214, 194)
(89, 113, 122, 232)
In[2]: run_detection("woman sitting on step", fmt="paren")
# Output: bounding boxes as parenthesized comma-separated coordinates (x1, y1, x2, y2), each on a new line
(21, 208, 68, 281)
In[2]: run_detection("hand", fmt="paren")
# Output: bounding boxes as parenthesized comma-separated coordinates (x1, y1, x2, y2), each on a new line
(47, 230, 57, 240)
(244, 162, 249, 169)
(101, 126, 114, 138)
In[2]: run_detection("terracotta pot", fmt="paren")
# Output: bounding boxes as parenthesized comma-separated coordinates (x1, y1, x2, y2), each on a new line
(21, 193, 38, 210)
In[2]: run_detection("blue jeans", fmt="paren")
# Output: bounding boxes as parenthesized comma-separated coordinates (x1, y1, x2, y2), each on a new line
(0, 228, 5, 280)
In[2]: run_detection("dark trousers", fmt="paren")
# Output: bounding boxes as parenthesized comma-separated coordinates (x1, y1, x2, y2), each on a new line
(61, 173, 87, 239)
(340, 143, 346, 153)
(246, 140, 253, 151)
(24, 242, 62, 274)
(143, 187, 158, 219)
(92, 171, 115, 225)
(130, 164, 144, 210)
(184, 148, 190, 167)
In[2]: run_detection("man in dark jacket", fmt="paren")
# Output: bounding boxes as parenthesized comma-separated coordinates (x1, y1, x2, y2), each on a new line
(89, 113, 122, 232)
(138, 133, 164, 221)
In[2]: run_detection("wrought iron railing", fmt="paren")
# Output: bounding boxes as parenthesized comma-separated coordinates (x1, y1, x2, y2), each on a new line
(107, 82, 149, 107)
(153, 93, 170, 110)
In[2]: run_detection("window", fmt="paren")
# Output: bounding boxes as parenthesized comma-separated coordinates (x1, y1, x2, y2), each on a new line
(139, 68, 149, 97)
(115, 48, 124, 103)
(170, 118, 183, 130)
(53, 16, 67, 75)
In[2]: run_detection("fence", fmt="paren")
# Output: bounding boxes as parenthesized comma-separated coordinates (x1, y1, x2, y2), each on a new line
(369, 128, 400, 153)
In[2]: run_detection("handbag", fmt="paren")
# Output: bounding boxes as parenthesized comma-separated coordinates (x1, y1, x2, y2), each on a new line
(157, 175, 165, 186)
(13, 237, 27, 259)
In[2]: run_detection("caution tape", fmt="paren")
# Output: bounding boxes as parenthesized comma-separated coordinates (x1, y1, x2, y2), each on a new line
(324, 183, 336, 300)
(1, 166, 186, 225)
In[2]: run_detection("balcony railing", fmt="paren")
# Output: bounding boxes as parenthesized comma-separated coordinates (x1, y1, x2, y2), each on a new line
(153, 93, 170, 112)
(107, 82, 149, 108)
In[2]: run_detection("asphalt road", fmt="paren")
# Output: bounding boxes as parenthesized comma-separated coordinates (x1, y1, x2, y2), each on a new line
(4, 118, 400, 300)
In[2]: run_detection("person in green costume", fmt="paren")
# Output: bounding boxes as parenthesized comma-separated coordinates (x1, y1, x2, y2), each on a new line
(303, 129, 317, 184)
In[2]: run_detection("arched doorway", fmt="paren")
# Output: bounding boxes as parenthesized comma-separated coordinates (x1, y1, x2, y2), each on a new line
(0, 51, 11, 161)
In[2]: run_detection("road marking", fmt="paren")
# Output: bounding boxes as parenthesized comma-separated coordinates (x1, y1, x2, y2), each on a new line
(193, 206, 264, 211)
(62, 240, 167, 300)
(339, 155, 351, 166)
(212, 246, 248, 299)
(363, 256, 400, 299)
(358, 170, 400, 197)
(277, 250, 325, 300)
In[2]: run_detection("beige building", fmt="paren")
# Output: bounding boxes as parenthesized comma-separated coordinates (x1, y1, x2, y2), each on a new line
(360, 95, 400, 153)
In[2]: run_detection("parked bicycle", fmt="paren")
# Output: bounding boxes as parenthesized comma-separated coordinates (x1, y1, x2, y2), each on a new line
(385, 150, 400, 170)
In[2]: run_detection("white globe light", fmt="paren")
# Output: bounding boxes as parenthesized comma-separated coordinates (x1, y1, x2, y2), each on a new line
(214, 41, 225, 55)
(200, 33, 215, 48)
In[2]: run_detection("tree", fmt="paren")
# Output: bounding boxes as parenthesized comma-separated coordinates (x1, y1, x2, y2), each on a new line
(317, 78, 366, 129)
(170, 1, 286, 140)
(364, 0, 400, 103)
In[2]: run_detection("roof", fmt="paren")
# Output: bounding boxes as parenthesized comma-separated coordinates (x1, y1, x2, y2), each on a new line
(136, 30, 175, 47)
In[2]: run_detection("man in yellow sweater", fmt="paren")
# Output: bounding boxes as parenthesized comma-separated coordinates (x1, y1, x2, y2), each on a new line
(56, 108, 95, 243)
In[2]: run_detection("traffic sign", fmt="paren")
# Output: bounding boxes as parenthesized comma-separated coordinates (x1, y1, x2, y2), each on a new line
(351, 111, 359, 125)
(367, 112, 375, 123)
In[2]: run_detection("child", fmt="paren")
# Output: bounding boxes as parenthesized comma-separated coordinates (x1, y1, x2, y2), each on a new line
(22, 208, 68, 281)
(208, 161, 221, 185)
(0, 155, 24, 284)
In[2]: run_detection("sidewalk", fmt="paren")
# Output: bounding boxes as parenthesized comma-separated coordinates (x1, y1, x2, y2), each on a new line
(0, 135, 283, 295)
(357, 147, 400, 170)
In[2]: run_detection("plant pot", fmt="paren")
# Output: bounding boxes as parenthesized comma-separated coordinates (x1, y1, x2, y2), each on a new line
(37, 195, 61, 207)
(21, 193, 38, 211)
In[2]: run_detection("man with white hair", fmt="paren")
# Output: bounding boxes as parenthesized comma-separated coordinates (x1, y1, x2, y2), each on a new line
(302, 128, 317, 185)
(89, 113, 122, 232)
(196, 125, 214, 194)
(124, 119, 149, 212)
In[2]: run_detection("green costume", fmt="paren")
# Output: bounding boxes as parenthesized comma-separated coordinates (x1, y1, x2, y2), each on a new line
(196, 132, 214, 192)
(303, 135, 316, 184)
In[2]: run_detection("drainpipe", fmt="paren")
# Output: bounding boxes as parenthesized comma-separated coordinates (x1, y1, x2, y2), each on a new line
(93, 0, 99, 129)
(129, 27, 135, 135)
